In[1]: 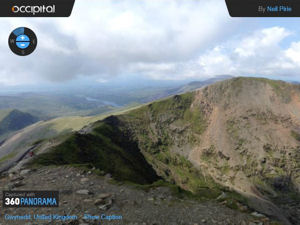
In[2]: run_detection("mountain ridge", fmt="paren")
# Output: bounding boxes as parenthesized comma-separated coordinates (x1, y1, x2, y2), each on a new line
(31, 77, 300, 224)
(1, 77, 299, 224)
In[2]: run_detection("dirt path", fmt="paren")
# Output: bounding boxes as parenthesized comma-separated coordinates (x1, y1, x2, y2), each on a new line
(0, 144, 37, 174)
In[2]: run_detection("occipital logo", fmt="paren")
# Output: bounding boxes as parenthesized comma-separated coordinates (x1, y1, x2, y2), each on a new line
(11, 5, 56, 15)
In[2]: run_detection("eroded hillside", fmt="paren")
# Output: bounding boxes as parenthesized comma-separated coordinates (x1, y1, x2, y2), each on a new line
(32, 77, 300, 224)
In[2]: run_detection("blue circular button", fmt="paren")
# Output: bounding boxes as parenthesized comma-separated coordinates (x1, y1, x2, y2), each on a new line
(16, 42, 30, 49)
(9, 27, 37, 56)
(16, 34, 30, 49)
(16, 34, 30, 42)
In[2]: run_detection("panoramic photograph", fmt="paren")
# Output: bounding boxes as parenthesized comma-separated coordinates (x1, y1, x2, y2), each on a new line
(0, 0, 299, 224)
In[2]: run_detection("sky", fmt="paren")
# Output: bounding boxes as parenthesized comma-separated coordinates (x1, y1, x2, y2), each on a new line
(1, 0, 300, 87)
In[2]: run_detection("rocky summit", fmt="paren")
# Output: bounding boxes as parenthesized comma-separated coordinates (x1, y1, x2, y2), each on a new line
(2, 77, 300, 225)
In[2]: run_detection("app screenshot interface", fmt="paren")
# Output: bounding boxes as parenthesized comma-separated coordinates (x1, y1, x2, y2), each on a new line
(0, 1, 299, 225)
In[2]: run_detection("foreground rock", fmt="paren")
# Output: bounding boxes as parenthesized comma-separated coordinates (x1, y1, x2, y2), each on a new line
(0, 166, 280, 225)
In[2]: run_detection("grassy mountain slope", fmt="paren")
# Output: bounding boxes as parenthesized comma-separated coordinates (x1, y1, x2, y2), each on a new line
(33, 118, 159, 184)
(0, 109, 12, 122)
(0, 109, 38, 135)
(0, 109, 38, 142)
(32, 77, 300, 224)
(0, 105, 143, 171)
(34, 93, 224, 196)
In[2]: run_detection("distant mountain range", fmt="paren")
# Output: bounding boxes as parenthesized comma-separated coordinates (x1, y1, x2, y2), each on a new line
(1, 76, 299, 224)
(134, 75, 233, 102)
(0, 76, 233, 120)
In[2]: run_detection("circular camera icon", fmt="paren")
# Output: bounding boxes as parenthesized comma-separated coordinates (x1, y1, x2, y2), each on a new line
(8, 27, 37, 56)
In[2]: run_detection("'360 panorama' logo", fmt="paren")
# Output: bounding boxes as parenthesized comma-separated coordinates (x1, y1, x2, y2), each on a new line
(12, 5, 56, 15)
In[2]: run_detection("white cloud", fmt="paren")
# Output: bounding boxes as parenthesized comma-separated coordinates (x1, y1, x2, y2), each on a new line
(167, 26, 300, 80)
(234, 27, 290, 58)
(0, 0, 237, 85)
(129, 26, 299, 80)
(285, 41, 300, 64)
(0, 1, 300, 85)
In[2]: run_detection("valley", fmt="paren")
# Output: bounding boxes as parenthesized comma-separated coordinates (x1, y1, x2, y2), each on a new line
(0, 77, 299, 225)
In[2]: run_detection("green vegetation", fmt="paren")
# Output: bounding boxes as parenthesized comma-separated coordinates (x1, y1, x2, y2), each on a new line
(291, 130, 300, 142)
(118, 92, 222, 198)
(220, 162, 231, 174)
(233, 77, 292, 103)
(124, 92, 207, 151)
(201, 145, 216, 162)
(154, 151, 223, 197)
(0, 109, 12, 122)
(139, 92, 205, 134)
(253, 177, 277, 197)
(217, 191, 249, 211)
(0, 109, 38, 134)
(32, 119, 159, 185)
(117, 179, 206, 200)
(0, 152, 17, 163)
(0, 104, 144, 164)
(0, 109, 38, 137)
(226, 119, 239, 137)
(226, 119, 247, 152)
(32, 92, 220, 199)
(32, 89, 251, 212)
(263, 79, 292, 102)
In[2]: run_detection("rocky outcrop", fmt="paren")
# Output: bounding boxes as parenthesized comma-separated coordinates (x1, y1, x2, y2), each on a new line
(32, 77, 300, 225)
